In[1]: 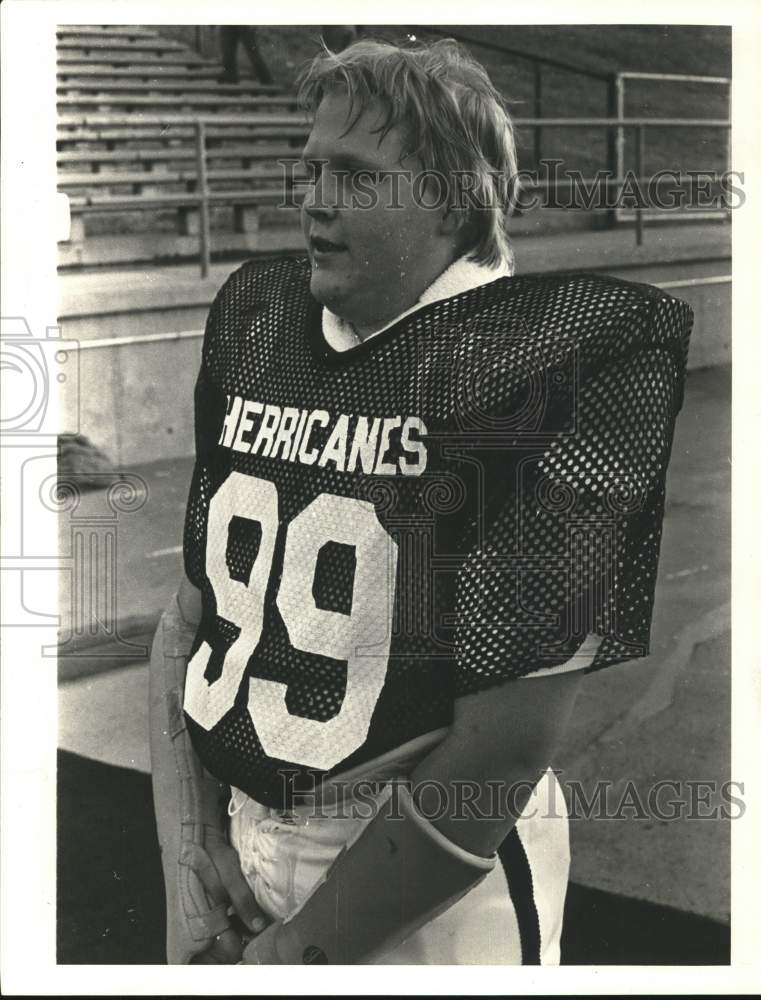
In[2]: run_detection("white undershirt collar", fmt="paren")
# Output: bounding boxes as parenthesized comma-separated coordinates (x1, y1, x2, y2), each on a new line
(322, 254, 513, 352)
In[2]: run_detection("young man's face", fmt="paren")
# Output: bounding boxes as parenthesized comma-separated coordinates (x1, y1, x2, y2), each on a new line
(300, 88, 458, 336)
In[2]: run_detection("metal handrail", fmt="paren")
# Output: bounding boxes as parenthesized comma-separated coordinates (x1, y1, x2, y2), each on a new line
(614, 72, 732, 232)
(617, 72, 731, 85)
(412, 32, 732, 190)
(513, 117, 730, 127)
(57, 112, 731, 129)
(57, 111, 304, 126)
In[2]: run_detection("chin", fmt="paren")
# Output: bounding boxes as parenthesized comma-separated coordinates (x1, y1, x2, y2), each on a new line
(309, 271, 348, 315)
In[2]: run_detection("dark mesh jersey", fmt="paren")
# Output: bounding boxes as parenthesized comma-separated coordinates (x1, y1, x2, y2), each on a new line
(182, 255, 693, 808)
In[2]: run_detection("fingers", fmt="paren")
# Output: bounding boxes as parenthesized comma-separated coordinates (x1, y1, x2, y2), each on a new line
(189, 928, 243, 965)
(188, 835, 270, 936)
(207, 840, 269, 934)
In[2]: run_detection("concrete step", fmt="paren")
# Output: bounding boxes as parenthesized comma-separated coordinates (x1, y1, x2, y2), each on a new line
(57, 142, 301, 167)
(58, 63, 222, 79)
(57, 36, 192, 53)
(57, 77, 283, 95)
(56, 26, 158, 38)
(57, 93, 297, 111)
(58, 222, 304, 271)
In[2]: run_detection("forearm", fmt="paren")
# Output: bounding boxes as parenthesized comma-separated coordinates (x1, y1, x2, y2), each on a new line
(243, 780, 495, 965)
(408, 730, 546, 859)
(177, 573, 203, 628)
(242, 670, 583, 964)
(409, 670, 583, 857)
(149, 585, 249, 963)
(148, 579, 201, 761)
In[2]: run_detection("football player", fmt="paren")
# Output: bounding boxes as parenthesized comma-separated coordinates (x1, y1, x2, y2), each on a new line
(150, 38, 693, 965)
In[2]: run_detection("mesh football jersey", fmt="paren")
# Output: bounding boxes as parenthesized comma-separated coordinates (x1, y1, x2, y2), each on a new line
(183, 255, 693, 808)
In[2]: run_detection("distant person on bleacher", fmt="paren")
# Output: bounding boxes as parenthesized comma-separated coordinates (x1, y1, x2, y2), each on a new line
(219, 26, 273, 85)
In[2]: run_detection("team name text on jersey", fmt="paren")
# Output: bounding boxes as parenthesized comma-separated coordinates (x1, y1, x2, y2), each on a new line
(218, 394, 428, 476)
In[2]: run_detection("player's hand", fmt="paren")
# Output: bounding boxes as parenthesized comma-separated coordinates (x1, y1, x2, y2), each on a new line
(190, 926, 246, 965)
(188, 829, 270, 964)
(240, 921, 283, 964)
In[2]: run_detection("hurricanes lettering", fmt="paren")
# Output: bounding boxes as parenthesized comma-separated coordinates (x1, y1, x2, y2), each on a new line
(218, 395, 428, 476)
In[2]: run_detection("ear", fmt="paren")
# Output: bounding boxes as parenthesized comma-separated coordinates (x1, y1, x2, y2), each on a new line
(440, 205, 478, 256)
(439, 203, 470, 239)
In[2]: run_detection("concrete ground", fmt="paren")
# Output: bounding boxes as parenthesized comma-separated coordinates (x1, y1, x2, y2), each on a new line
(58, 364, 731, 925)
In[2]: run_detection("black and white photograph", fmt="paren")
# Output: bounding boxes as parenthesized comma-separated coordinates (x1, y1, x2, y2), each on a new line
(1, 1, 759, 993)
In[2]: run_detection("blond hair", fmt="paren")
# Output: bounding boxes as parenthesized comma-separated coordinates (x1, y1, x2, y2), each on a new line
(297, 38, 517, 269)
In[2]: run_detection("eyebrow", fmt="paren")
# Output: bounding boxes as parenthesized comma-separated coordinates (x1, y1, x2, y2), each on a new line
(300, 149, 386, 172)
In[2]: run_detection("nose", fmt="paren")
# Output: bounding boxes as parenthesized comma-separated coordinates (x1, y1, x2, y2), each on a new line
(302, 167, 340, 221)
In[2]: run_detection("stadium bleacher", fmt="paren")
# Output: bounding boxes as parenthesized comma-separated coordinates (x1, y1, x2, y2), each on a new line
(57, 24, 732, 272)
(56, 25, 307, 266)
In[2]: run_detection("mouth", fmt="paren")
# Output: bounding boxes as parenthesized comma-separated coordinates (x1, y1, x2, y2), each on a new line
(310, 235, 348, 258)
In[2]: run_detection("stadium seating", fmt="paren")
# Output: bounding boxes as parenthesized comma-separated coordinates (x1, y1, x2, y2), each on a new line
(56, 25, 307, 267)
